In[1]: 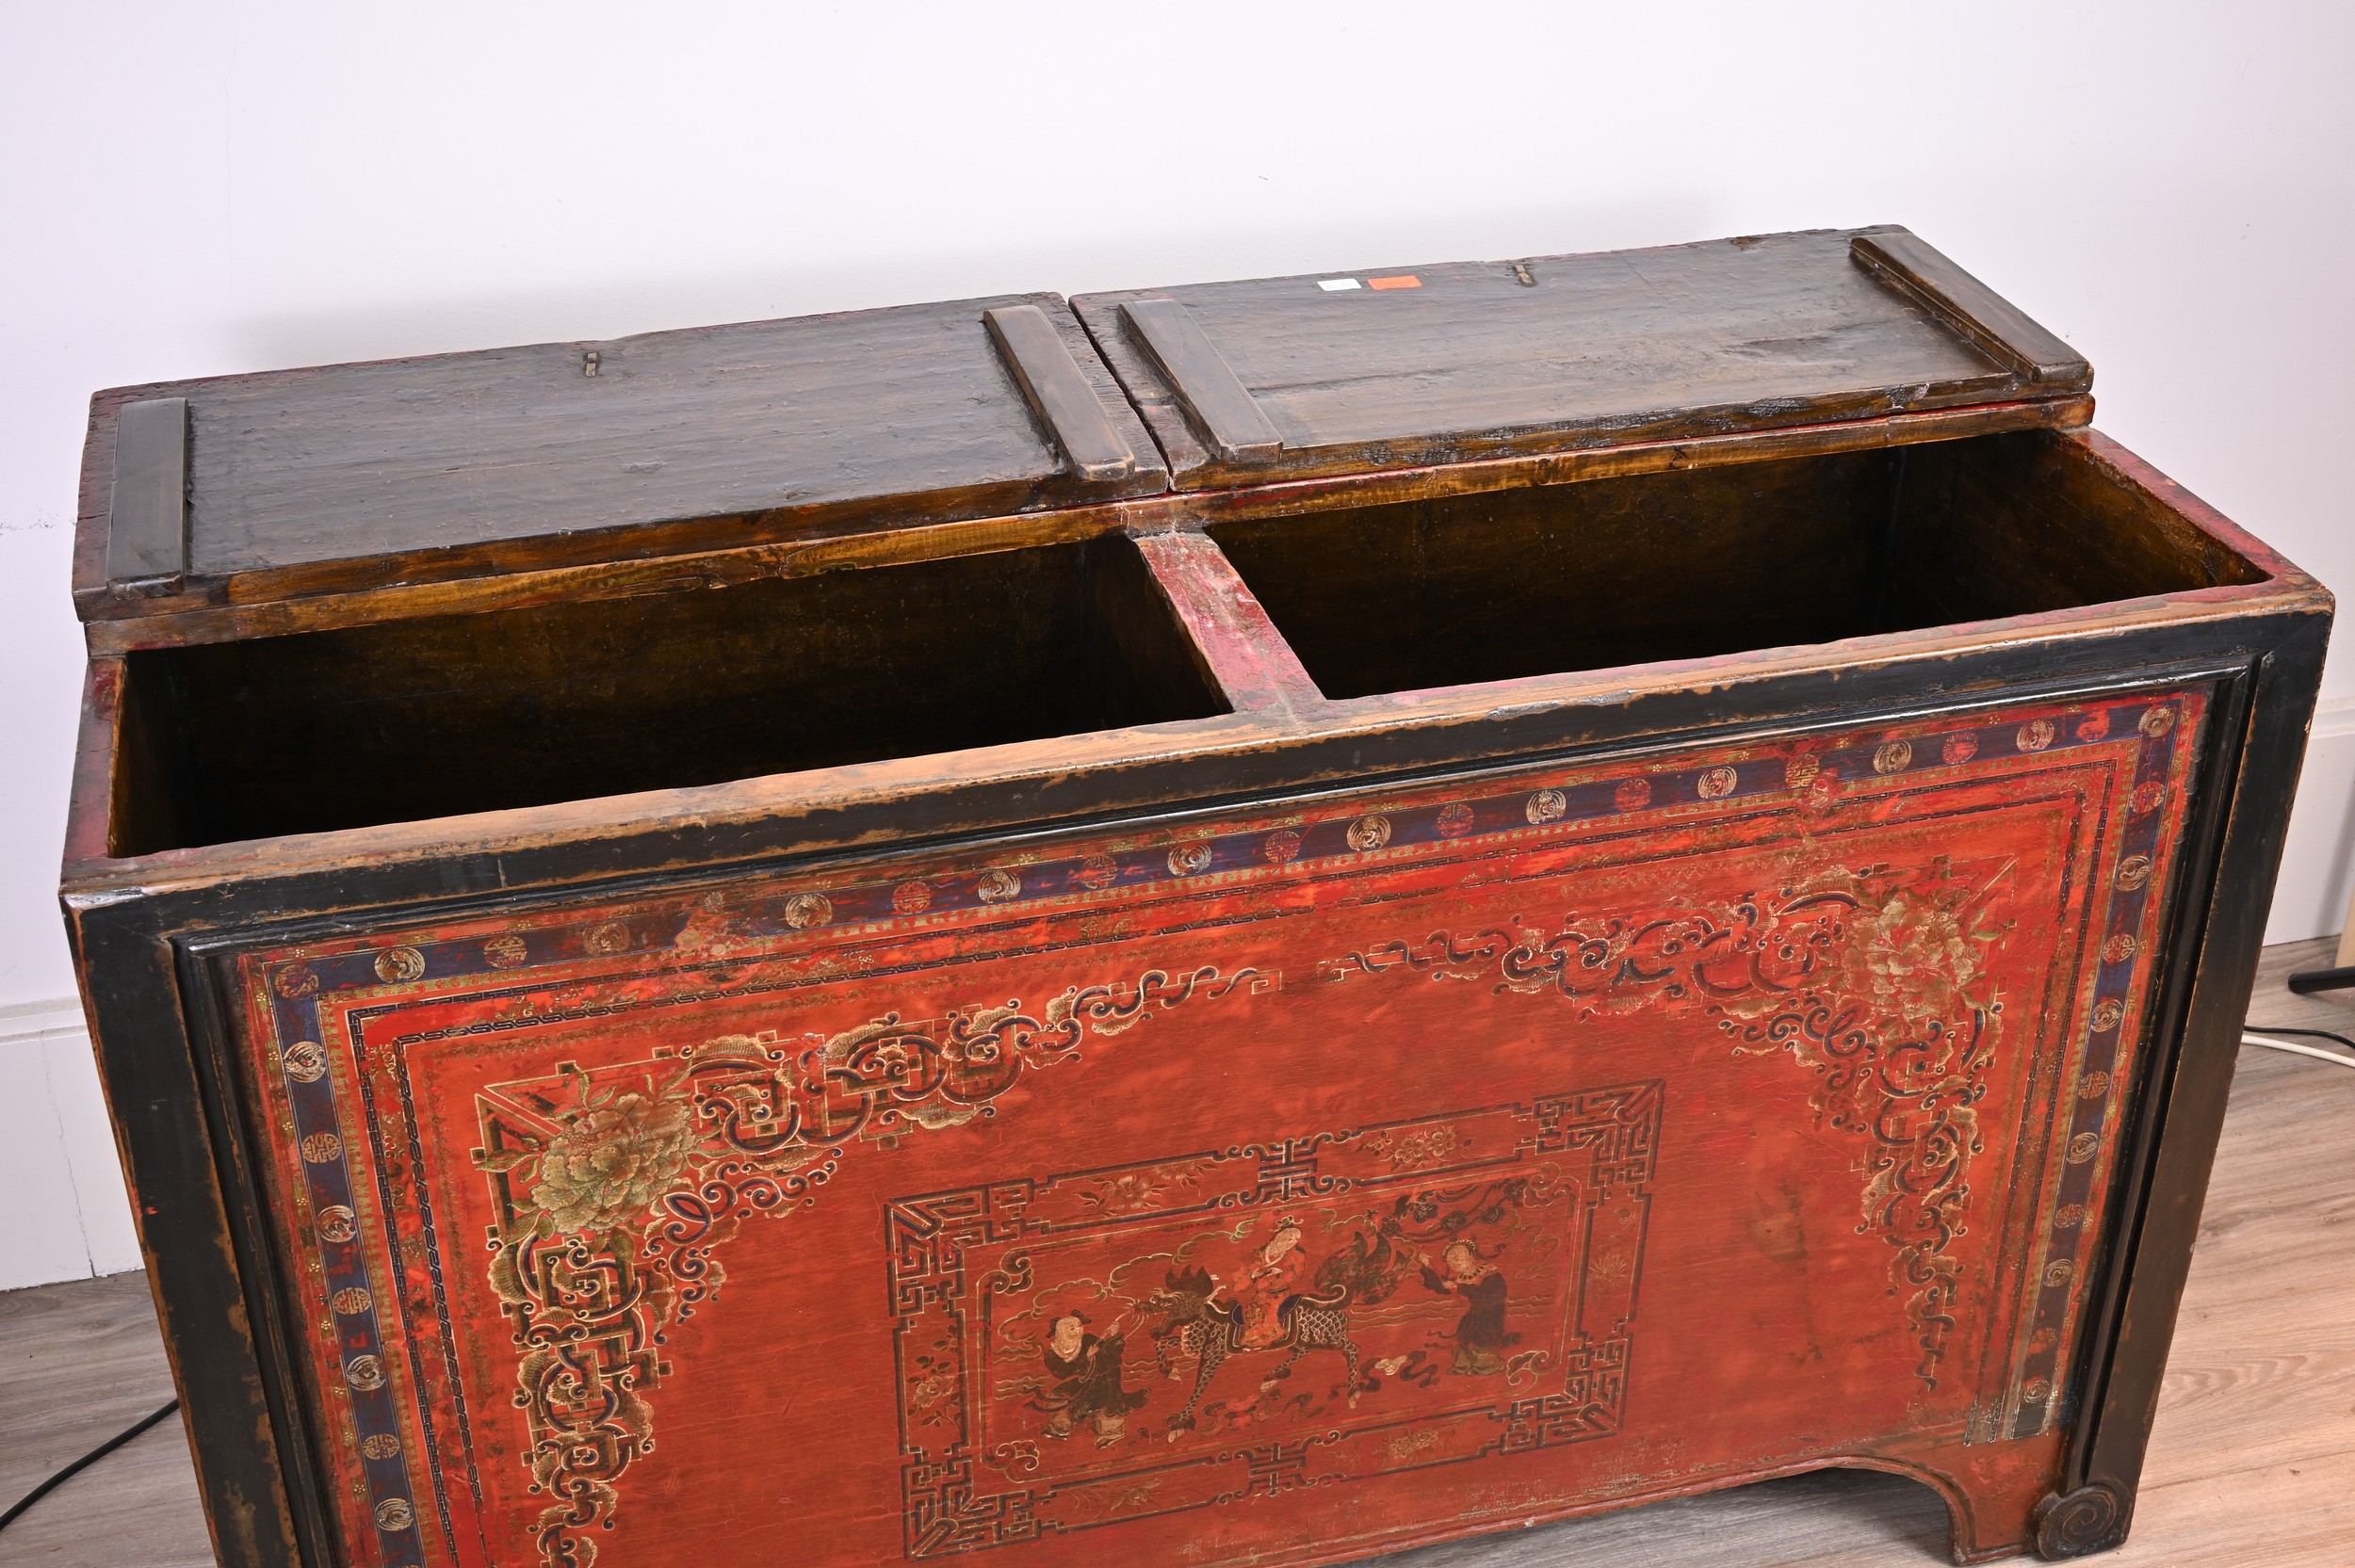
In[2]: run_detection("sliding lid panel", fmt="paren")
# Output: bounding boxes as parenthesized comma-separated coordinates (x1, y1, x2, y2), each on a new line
(74, 294, 1167, 622)
(1072, 226, 2092, 491)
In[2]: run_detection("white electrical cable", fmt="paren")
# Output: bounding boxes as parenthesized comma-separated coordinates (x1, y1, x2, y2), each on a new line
(2242, 1031, 2355, 1068)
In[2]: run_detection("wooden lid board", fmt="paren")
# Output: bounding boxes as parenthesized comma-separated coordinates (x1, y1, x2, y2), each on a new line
(73, 295, 1166, 622)
(1071, 226, 2090, 490)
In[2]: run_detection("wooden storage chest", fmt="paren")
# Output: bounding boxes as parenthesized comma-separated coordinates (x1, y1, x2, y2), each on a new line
(60, 227, 2329, 1568)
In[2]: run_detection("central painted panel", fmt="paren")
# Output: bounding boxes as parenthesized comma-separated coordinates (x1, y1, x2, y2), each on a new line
(230, 692, 2200, 1568)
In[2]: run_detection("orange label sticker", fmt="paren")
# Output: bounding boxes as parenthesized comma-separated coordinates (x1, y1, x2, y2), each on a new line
(1368, 274, 1421, 290)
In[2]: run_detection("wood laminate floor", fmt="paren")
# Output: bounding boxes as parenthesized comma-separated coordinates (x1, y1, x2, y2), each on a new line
(5, 940, 2352, 1568)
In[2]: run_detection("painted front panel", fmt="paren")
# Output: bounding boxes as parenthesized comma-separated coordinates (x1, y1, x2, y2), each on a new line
(232, 692, 2202, 1568)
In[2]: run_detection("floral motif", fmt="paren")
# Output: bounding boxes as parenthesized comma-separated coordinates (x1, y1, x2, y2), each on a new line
(1834, 888, 1997, 1034)
(1326, 859, 2009, 1388)
(527, 1077, 700, 1236)
(473, 962, 1270, 1568)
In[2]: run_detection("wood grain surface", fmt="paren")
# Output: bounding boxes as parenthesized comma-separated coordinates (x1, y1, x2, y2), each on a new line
(1073, 228, 2083, 491)
(73, 294, 1167, 622)
(6, 937, 2349, 1568)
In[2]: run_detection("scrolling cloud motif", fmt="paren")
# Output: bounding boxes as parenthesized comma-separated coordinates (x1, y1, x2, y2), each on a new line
(1326, 860, 2008, 1388)
(470, 964, 1271, 1568)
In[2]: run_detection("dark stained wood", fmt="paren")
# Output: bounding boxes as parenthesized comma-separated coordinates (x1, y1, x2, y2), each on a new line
(104, 397, 187, 583)
(55, 432, 2313, 908)
(51, 230, 2332, 1568)
(111, 538, 1225, 855)
(2065, 440, 2333, 1533)
(72, 295, 1168, 624)
(79, 396, 2093, 658)
(1887, 431, 2262, 630)
(59, 913, 312, 1568)
(1075, 227, 2083, 491)
(1205, 428, 2255, 704)
(983, 304, 1137, 481)
(1117, 298, 1284, 463)
(1851, 230, 2090, 388)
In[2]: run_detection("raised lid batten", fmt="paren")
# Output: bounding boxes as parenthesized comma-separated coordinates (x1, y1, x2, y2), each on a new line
(1849, 230, 2090, 387)
(105, 397, 188, 583)
(1074, 226, 2090, 490)
(72, 294, 1167, 623)
(983, 304, 1137, 481)
(1117, 298, 1283, 464)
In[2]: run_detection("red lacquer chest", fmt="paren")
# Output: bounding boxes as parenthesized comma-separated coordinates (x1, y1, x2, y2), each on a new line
(60, 228, 2329, 1568)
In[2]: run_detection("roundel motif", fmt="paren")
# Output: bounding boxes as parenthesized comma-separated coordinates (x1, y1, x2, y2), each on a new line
(373, 946, 426, 983)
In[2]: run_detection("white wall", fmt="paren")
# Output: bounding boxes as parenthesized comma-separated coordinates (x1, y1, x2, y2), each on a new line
(3, 1, 2350, 1289)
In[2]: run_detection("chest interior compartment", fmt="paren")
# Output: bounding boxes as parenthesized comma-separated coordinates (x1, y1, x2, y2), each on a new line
(1207, 428, 2261, 702)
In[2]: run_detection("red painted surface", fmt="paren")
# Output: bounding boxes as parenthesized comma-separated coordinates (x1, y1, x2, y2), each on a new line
(236, 692, 2201, 1568)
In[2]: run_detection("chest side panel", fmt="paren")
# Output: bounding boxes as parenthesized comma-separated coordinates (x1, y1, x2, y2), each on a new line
(229, 691, 2202, 1568)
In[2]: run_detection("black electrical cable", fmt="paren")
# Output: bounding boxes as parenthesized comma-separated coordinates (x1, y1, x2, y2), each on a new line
(0, 1398, 179, 1535)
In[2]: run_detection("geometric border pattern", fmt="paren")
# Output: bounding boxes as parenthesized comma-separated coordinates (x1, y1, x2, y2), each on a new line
(236, 689, 2200, 1568)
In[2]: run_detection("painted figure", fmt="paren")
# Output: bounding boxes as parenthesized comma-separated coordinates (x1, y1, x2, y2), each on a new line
(1230, 1220, 1307, 1350)
(1038, 1311, 1145, 1447)
(1421, 1239, 1513, 1375)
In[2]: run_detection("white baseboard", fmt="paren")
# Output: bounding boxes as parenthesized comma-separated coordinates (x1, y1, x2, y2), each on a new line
(2264, 695, 2355, 946)
(0, 998, 143, 1293)
(9, 707, 2353, 1297)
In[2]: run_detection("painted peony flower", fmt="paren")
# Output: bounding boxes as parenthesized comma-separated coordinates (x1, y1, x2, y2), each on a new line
(1841, 892, 1982, 1029)
(528, 1090, 697, 1234)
